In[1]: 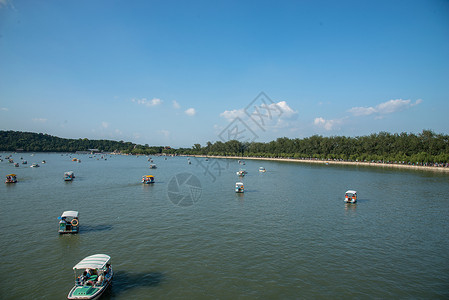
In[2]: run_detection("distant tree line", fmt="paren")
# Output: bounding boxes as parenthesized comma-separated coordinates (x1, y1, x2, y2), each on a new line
(177, 130, 449, 164)
(2, 130, 448, 164)
(0, 131, 172, 155)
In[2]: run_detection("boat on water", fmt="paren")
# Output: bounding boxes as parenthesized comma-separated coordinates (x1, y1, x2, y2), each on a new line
(64, 171, 75, 181)
(142, 175, 155, 184)
(67, 254, 113, 300)
(59, 211, 79, 234)
(259, 167, 266, 172)
(42, 160, 46, 164)
(22, 160, 27, 164)
(235, 182, 244, 193)
(5, 174, 17, 183)
(236, 169, 247, 176)
(344, 190, 357, 203)
(149, 164, 157, 169)
(14, 163, 19, 167)
(30, 163, 40, 168)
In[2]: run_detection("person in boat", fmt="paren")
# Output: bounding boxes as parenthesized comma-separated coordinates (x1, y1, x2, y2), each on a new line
(78, 271, 87, 285)
(97, 274, 104, 286)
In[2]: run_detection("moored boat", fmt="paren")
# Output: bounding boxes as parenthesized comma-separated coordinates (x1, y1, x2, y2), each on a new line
(344, 190, 357, 203)
(67, 254, 113, 299)
(142, 175, 155, 184)
(5, 174, 17, 183)
(59, 211, 79, 234)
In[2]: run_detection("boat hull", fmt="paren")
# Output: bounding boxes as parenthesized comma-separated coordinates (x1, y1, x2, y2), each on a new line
(68, 277, 112, 299)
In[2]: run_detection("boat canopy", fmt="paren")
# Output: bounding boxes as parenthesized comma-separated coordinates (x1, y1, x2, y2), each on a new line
(143, 175, 154, 178)
(345, 190, 357, 194)
(6, 174, 16, 177)
(73, 254, 111, 270)
(236, 182, 244, 186)
(62, 211, 79, 218)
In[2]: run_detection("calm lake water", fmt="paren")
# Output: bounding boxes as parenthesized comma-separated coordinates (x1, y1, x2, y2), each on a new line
(1, 153, 448, 299)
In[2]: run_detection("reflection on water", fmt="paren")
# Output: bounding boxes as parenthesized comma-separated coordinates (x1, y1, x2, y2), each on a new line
(104, 271, 164, 298)
(80, 225, 114, 233)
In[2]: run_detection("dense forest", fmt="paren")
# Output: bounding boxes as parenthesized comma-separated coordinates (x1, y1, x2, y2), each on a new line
(1, 130, 449, 164)
(0, 131, 170, 155)
(177, 130, 449, 164)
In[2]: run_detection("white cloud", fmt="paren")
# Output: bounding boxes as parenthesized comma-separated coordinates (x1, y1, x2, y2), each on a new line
(0, 107, 8, 111)
(115, 129, 123, 135)
(185, 108, 196, 116)
(32, 118, 47, 123)
(220, 108, 246, 121)
(0, 0, 14, 8)
(172, 100, 180, 109)
(273, 101, 298, 119)
(160, 130, 170, 138)
(313, 117, 342, 131)
(220, 101, 297, 122)
(348, 99, 422, 117)
(101, 121, 109, 129)
(132, 97, 162, 107)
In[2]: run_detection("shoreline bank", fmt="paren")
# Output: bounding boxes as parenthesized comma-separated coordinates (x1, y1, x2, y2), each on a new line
(191, 155, 449, 173)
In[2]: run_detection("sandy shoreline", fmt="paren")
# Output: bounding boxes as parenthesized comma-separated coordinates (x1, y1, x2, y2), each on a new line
(190, 155, 449, 173)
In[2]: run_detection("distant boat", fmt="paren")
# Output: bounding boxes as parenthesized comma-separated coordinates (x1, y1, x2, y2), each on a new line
(142, 175, 155, 184)
(149, 164, 157, 169)
(236, 169, 247, 176)
(58, 210, 79, 234)
(5, 174, 17, 183)
(259, 167, 266, 172)
(64, 171, 75, 181)
(235, 182, 244, 193)
(30, 163, 40, 168)
(344, 190, 357, 203)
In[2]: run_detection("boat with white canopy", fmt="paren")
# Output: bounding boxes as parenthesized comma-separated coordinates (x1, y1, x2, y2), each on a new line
(67, 254, 113, 299)
(235, 182, 244, 193)
(344, 190, 357, 203)
(59, 211, 79, 234)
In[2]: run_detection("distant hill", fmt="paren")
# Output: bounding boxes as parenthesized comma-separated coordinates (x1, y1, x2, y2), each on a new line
(0, 130, 168, 155)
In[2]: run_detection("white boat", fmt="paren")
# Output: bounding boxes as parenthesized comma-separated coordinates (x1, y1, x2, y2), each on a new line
(236, 169, 247, 176)
(259, 167, 266, 172)
(67, 254, 113, 299)
(30, 163, 40, 168)
(344, 190, 357, 203)
(235, 182, 244, 193)
(59, 211, 79, 234)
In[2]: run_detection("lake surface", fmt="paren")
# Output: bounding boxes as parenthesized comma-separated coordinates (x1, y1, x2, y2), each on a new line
(1, 153, 448, 299)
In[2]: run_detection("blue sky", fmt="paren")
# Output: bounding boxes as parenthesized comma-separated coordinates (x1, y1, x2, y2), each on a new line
(0, 0, 448, 147)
